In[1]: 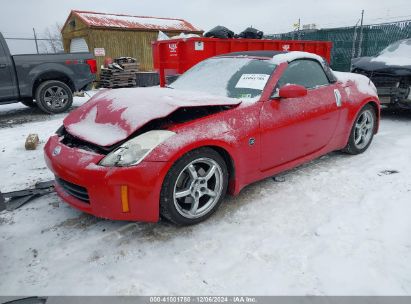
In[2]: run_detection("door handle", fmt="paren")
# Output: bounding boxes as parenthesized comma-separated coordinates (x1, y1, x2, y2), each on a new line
(0, 64, 6, 69)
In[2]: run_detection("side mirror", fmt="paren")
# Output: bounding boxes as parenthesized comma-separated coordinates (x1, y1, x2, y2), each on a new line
(278, 84, 308, 99)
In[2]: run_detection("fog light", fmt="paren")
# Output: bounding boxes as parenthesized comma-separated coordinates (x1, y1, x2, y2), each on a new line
(121, 185, 129, 213)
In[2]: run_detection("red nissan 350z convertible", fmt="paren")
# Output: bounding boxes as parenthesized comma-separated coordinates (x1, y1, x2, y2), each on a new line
(44, 51, 380, 225)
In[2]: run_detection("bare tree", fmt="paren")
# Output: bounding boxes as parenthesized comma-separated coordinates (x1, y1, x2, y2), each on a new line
(40, 23, 64, 53)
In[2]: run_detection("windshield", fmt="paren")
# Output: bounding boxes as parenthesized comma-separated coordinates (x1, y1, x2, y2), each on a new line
(169, 57, 276, 101)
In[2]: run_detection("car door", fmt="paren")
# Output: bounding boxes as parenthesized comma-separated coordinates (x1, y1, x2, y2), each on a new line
(260, 59, 341, 171)
(0, 39, 17, 101)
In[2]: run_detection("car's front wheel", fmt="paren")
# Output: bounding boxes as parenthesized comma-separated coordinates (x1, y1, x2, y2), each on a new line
(160, 148, 228, 225)
(343, 104, 377, 154)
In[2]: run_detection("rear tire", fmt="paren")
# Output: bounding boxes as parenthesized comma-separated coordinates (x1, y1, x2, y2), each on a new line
(160, 148, 228, 226)
(342, 104, 376, 155)
(35, 80, 73, 114)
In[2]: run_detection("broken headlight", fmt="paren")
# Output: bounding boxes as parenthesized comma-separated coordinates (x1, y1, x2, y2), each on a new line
(99, 130, 175, 167)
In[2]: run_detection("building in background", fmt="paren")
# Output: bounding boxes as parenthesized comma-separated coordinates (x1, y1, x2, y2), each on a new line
(61, 10, 203, 74)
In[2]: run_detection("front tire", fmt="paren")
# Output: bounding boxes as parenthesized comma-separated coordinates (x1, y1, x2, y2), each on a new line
(343, 104, 377, 154)
(35, 80, 73, 114)
(160, 148, 228, 226)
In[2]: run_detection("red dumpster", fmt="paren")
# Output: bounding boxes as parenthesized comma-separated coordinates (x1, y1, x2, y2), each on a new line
(152, 37, 332, 87)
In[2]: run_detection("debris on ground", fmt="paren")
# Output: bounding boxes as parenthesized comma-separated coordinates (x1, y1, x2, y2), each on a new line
(73, 91, 85, 97)
(0, 193, 5, 212)
(25, 133, 39, 150)
(31, 248, 38, 258)
(272, 176, 286, 182)
(0, 180, 54, 211)
(378, 169, 399, 176)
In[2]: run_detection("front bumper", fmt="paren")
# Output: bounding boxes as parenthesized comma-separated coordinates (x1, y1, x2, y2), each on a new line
(44, 135, 170, 222)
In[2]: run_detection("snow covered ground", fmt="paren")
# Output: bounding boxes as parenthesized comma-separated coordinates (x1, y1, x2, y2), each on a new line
(0, 98, 410, 295)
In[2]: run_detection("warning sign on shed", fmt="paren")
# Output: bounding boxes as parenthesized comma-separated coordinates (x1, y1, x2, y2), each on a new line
(94, 48, 106, 57)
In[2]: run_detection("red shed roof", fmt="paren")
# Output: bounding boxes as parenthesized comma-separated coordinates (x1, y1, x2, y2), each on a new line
(66, 10, 203, 33)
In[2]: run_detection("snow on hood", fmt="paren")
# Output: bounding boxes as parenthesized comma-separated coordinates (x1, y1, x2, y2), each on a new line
(333, 71, 378, 97)
(64, 87, 241, 147)
(371, 39, 411, 66)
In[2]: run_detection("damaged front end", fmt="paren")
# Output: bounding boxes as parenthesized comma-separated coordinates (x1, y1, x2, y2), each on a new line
(57, 105, 235, 157)
(351, 39, 411, 109)
(45, 103, 238, 222)
(352, 66, 411, 108)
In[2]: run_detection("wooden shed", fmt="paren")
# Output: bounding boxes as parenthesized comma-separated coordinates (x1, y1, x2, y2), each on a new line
(61, 10, 203, 74)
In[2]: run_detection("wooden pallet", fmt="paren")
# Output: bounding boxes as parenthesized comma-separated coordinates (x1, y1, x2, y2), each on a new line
(99, 57, 140, 88)
(102, 83, 136, 89)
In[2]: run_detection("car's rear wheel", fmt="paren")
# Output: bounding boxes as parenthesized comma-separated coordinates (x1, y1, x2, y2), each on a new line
(35, 80, 73, 114)
(343, 104, 376, 154)
(160, 148, 228, 225)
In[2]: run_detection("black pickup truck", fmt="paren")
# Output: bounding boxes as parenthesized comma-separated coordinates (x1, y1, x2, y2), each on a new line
(0, 32, 96, 114)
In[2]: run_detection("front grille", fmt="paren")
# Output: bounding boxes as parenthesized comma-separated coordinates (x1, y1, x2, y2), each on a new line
(56, 177, 90, 203)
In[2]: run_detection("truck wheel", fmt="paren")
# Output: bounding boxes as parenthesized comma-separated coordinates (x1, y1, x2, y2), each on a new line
(20, 98, 37, 108)
(35, 80, 73, 114)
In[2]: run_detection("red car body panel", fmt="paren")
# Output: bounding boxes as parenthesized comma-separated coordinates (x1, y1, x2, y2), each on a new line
(44, 58, 380, 222)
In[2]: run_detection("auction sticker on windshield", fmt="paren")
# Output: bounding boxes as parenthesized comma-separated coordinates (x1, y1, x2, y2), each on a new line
(235, 74, 270, 90)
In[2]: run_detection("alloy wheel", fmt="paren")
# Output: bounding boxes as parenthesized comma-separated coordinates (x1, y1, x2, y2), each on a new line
(173, 157, 224, 219)
(354, 109, 374, 149)
(43, 86, 70, 110)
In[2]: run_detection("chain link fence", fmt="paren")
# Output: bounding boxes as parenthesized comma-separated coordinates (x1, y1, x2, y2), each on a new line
(267, 19, 411, 71)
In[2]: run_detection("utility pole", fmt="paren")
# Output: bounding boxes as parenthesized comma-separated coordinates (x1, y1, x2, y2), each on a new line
(33, 28, 39, 54)
(350, 18, 361, 69)
(358, 10, 365, 57)
(297, 18, 301, 40)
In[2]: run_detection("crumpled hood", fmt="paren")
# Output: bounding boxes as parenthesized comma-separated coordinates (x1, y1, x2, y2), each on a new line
(352, 56, 411, 76)
(64, 87, 242, 147)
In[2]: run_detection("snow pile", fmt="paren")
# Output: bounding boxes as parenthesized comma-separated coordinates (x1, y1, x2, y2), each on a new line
(272, 51, 325, 65)
(170, 33, 201, 39)
(157, 31, 201, 41)
(371, 39, 411, 66)
(66, 107, 128, 147)
(333, 71, 378, 97)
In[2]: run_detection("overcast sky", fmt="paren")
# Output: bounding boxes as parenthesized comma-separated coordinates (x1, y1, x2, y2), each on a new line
(1, 0, 410, 53)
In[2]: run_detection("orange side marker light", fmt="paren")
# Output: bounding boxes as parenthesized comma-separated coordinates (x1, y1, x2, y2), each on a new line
(121, 185, 130, 213)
